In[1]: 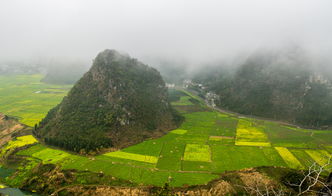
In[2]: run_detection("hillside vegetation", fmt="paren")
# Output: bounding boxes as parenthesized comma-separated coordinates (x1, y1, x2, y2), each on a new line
(0, 88, 331, 194)
(193, 48, 332, 128)
(35, 50, 181, 153)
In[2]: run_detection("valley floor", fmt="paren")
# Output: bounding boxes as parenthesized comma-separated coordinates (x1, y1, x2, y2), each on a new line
(0, 75, 332, 194)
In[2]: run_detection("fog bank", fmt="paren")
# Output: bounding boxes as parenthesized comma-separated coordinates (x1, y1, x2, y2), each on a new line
(0, 0, 332, 67)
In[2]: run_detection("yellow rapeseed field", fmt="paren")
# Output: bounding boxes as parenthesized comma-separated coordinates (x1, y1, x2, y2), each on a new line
(235, 141, 271, 147)
(171, 129, 188, 135)
(305, 150, 331, 167)
(105, 151, 158, 164)
(275, 147, 304, 169)
(235, 119, 271, 147)
(1, 135, 38, 156)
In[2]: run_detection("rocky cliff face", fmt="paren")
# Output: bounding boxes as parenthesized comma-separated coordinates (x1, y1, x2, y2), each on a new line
(35, 50, 181, 153)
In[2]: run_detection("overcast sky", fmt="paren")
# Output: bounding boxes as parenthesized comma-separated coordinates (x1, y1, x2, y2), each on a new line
(0, 0, 332, 63)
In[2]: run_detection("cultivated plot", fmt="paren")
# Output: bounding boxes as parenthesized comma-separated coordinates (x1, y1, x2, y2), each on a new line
(183, 144, 211, 162)
(1, 135, 38, 156)
(0, 75, 71, 126)
(104, 151, 158, 164)
(156, 141, 184, 171)
(2, 87, 332, 188)
(305, 150, 331, 167)
(31, 148, 71, 164)
(290, 149, 317, 168)
(212, 114, 238, 137)
(265, 122, 320, 148)
(275, 147, 304, 169)
(235, 119, 271, 147)
(211, 145, 286, 173)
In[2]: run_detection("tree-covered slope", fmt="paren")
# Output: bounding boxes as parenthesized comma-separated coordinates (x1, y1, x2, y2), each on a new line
(35, 49, 181, 153)
(193, 49, 332, 128)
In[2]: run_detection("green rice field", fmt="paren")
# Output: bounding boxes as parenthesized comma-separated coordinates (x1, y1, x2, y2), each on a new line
(1, 75, 332, 187)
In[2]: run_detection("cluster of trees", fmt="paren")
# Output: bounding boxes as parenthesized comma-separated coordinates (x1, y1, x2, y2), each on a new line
(43, 134, 112, 153)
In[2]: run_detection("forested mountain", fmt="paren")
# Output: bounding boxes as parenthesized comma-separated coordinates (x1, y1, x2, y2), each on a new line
(193, 49, 332, 128)
(35, 49, 181, 153)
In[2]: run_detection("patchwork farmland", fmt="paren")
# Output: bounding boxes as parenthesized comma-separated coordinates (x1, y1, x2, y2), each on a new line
(0, 75, 332, 187)
(0, 75, 71, 127)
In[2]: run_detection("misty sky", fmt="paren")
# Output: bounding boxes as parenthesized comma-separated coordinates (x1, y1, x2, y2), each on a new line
(1, 0, 332, 63)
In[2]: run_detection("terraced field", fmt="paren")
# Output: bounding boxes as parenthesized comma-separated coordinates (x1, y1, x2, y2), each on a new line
(0, 75, 332, 188)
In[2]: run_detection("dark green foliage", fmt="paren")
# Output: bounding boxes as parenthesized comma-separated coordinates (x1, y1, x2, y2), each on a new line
(36, 50, 180, 152)
(168, 89, 187, 102)
(297, 82, 332, 127)
(193, 50, 332, 128)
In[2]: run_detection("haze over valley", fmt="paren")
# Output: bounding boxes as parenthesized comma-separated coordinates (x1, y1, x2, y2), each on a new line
(0, 1, 332, 195)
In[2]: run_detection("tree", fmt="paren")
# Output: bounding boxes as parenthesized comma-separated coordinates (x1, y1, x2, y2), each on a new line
(239, 157, 331, 195)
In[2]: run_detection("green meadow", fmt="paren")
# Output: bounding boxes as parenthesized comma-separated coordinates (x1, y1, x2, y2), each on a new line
(1, 75, 332, 187)
(0, 75, 71, 126)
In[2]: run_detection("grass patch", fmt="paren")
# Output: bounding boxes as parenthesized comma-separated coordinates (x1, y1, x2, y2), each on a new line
(31, 148, 71, 164)
(156, 142, 184, 171)
(213, 116, 238, 137)
(326, 146, 332, 153)
(265, 122, 320, 148)
(16, 144, 46, 156)
(211, 145, 286, 173)
(183, 144, 211, 162)
(121, 139, 163, 157)
(176, 134, 208, 144)
(182, 161, 213, 171)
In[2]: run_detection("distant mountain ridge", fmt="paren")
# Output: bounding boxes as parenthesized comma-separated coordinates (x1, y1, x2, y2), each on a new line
(193, 49, 332, 128)
(35, 49, 181, 153)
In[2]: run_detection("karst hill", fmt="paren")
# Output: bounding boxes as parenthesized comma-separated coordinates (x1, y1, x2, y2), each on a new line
(35, 49, 181, 153)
